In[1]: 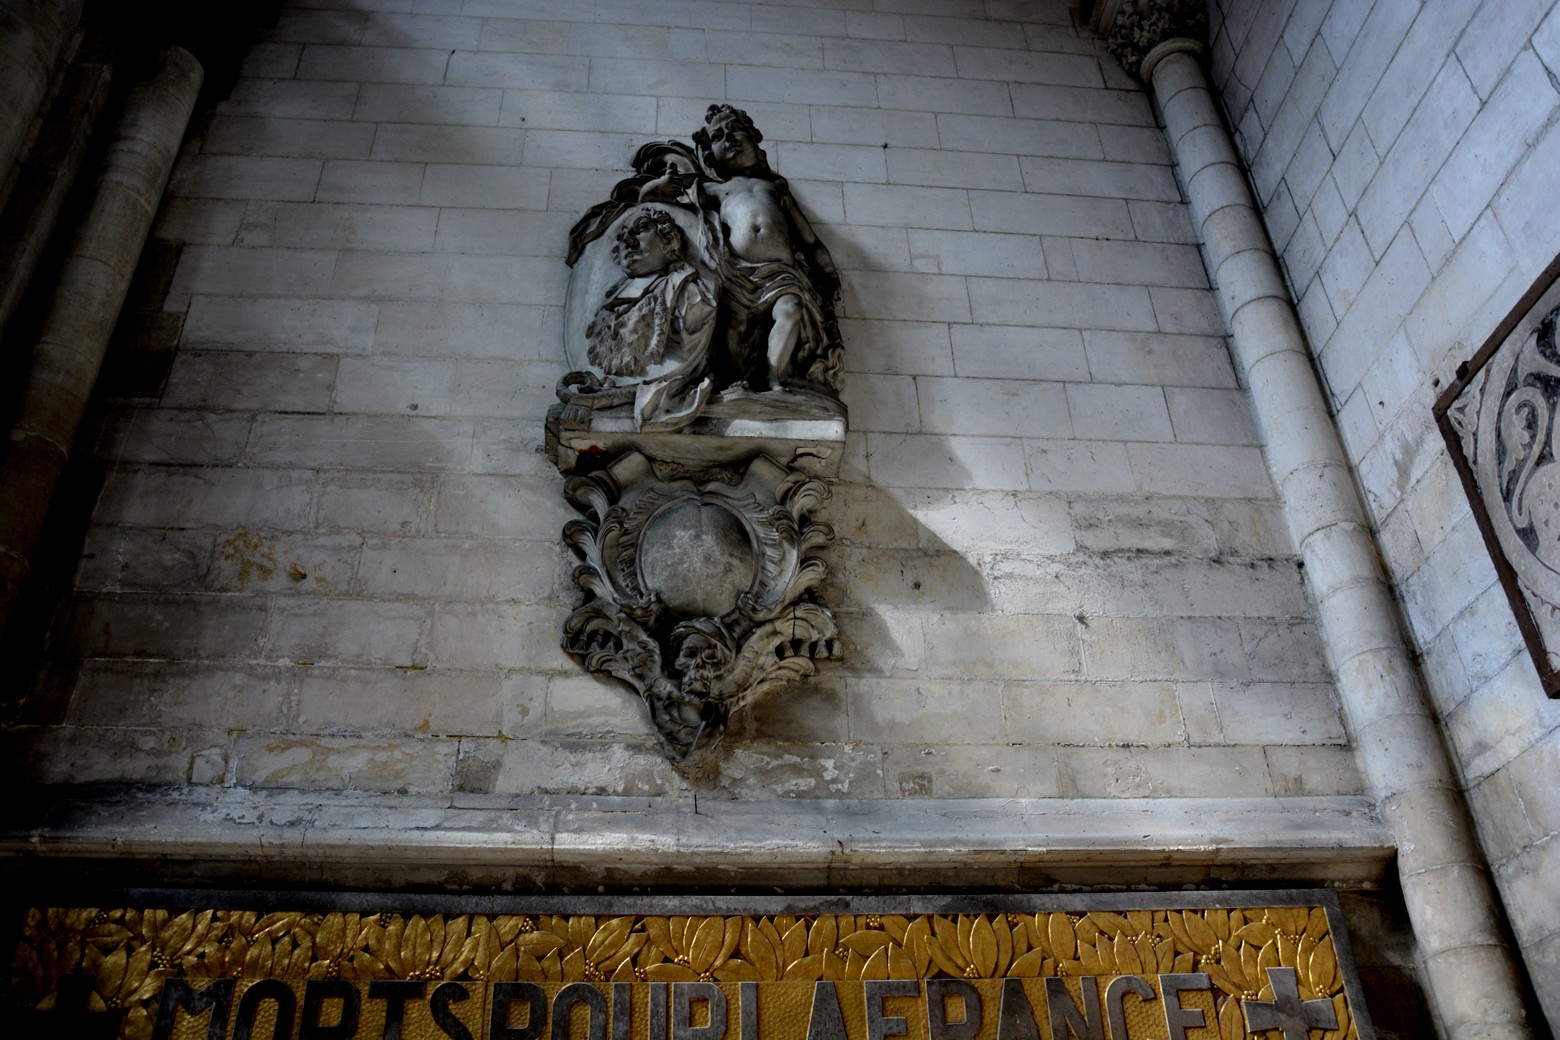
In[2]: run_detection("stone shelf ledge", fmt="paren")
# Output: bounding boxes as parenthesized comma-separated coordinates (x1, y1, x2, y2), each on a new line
(0, 788, 1394, 892)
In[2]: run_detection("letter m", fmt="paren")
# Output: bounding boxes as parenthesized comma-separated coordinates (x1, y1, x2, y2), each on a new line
(152, 978, 236, 1040)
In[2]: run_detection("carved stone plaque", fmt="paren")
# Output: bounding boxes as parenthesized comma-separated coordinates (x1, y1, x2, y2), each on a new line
(562, 452, 838, 762)
(1437, 259, 1560, 695)
(5, 894, 1375, 1040)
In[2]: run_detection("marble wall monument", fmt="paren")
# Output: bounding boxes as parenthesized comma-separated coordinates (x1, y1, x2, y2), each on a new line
(547, 107, 845, 762)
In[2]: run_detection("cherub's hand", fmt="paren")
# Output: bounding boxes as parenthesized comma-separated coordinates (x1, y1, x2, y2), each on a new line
(637, 173, 690, 202)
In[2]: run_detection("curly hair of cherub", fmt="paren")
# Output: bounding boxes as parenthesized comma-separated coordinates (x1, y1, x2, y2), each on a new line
(693, 104, 771, 173)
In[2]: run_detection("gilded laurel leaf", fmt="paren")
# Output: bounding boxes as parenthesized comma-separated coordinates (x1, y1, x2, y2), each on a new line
(860, 948, 889, 981)
(513, 930, 569, 957)
(1238, 943, 1262, 993)
(782, 953, 826, 981)
(994, 916, 1013, 974)
(569, 915, 597, 952)
(563, 948, 587, 981)
(1234, 921, 1277, 947)
(255, 912, 303, 942)
(518, 950, 545, 982)
(970, 916, 1000, 977)
(841, 930, 893, 956)
(406, 917, 435, 975)
(690, 916, 726, 974)
(1009, 949, 1046, 977)
(587, 917, 637, 965)
(1088, 912, 1133, 938)
(1325, 994, 1350, 1040)
(1152, 936, 1173, 974)
(904, 916, 932, 978)
(782, 920, 807, 968)
(742, 922, 780, 981)
(1128, 911, 1154, 935)
(808, 917, 838, 958)
(887, 944, 919, 981)
(1077, 938, 1112, 976)
(1075, 917, 1101, 946)
(1048, 914, 1077, 961)
(1112, 933, 1141, 976)
(715, 958, 759, 982)
(1172, 951, 1195, 974)
(1257, 938, 1280, 978)
(1203, 961, 1243, 997)
(1183, 913, 1219, 954)
(467, 918, 498, 980)
(489, 946, 519, 983)
(1309, 936, 1339, 995)
(881, 915, 910, 943)
(645, 961, 697, 982)
(931, 918, 961, 965)
(923, 934, 965, 979)
(1011, 918, 1031, 958)
(1218, 995, 1245, 1040)
(1276, 931, 1298, 970)
(643, 917, 675, 961)
(1306, 907, 1330, 942)
(719, 918, 743, 969)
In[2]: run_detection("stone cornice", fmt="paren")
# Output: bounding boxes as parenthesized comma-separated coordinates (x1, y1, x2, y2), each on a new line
(0, 786, 1393, 891)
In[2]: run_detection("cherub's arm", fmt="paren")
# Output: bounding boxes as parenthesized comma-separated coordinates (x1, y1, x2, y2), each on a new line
(778, 187, 838, 290)
(637, 170, 695, 202)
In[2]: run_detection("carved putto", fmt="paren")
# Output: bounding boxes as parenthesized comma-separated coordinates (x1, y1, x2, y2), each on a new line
(548, 108, 846, 762)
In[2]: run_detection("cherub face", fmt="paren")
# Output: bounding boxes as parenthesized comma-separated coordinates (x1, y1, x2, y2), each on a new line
(613, 217, 673, 277)
(705, 117, 761, 171)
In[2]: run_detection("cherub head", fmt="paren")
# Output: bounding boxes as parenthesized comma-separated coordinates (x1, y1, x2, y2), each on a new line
(694, 104, 770, 176)
(611, 208, 683, 277)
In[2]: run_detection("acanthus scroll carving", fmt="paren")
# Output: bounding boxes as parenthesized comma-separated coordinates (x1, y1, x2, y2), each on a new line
(561, 452, 839, 762)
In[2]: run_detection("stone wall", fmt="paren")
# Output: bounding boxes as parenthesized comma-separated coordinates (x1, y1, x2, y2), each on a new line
(1207, 0, 1560, 1024)
(10, 0, 1363, 868)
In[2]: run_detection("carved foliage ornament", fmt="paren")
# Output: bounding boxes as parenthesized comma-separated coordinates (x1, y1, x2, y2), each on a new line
(1098, 0, 1208, 78)
(1437, 261, 1560, 696)
(562, 452, 838, 761)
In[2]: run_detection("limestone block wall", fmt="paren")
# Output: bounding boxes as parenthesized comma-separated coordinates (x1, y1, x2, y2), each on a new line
(12, 0, 1360, 818)
(1207, 0, 1560, 1022)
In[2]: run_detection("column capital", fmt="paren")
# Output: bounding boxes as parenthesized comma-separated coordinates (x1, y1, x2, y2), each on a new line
(1085, 0, 1208, 80)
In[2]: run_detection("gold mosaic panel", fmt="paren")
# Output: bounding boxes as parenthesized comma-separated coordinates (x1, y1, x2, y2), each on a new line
(4, 906, 1362, 1040)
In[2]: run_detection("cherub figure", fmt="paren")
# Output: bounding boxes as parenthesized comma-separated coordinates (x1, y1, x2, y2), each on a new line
(642, 105, 841, 393)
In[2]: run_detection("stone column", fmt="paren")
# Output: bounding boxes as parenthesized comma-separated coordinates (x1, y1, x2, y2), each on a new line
(0, 46, 203, 640)
(0, 0, 84, 208)
(1086, 4, 1536, 1037)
